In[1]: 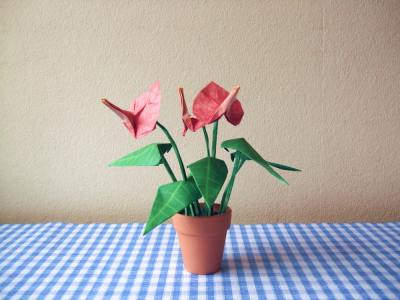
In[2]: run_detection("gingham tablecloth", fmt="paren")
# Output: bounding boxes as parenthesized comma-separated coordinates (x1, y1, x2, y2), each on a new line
(0, 223, 399, 299)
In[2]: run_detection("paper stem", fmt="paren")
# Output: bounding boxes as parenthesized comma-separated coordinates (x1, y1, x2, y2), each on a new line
(190, 204, 196, 216)
(202, 126, 210, 157)
(207, 120, 220, 215)
(157, 121, 188, 181)
(211, 121, 219, 158)
(219, 154, 245, 214)
(194, 201, 201, 216)
(160, 156, 177, 182)
(157, 121, 200, 216)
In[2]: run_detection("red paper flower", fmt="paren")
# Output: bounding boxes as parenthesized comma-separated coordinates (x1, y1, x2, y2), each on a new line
(179, 87, 204, 136)
(102, 81, 161, 139)
(192, 82, 243, 126)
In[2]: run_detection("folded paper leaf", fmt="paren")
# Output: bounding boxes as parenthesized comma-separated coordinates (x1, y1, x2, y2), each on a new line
(221, 138, 289, 185)
(188, 157, 228, 209)
(144, 178, 202, 234)
(109, 143, 172, 167)
(229, 152, 301, 172)
(267, 162, 301, 172)
(192, 82, 244, 126)
(101, 81, 161, 139)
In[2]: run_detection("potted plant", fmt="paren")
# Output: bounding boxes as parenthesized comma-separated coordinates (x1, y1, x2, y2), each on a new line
(102, 81, 300, 274)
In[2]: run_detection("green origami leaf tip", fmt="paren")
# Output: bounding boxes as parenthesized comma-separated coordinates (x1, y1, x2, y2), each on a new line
(109, 143, 172, 167)
(188, 157, 228, 208)
(221, 138, 291, 185)
(143, 177, 201, 235)
(267, 161, 301, 172)
(230, 152, 301, 172)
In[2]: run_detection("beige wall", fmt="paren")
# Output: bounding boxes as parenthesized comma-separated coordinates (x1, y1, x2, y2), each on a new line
(1, 0, 399, 224)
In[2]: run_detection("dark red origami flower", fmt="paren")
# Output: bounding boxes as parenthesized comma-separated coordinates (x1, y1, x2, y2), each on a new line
(179, 82, 244, 135)
(193, 81, 243, 126)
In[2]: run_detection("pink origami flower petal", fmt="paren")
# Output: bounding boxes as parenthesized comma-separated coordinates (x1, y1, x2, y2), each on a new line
(207, 86, 240, 124)
(192, 82, 226, 125)
(132, 82, 161, 138)
(193, 81, 244, 125)
(224, 98, 244, 126)
(102, 98, 136, 138)
(130, 81, 160, 114)
(179, 88, 204, 136)
(182, 117, 204, 136)
(101, 81, 161, 139)
(199, 81, 229, 105)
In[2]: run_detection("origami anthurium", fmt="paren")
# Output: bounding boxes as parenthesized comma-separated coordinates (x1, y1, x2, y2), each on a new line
(193, 81, 244, 126)
(102, 81, 300, 234)
(102, 81, 161, 139)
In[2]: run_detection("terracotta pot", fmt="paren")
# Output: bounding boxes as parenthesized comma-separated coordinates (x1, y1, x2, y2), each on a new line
(172, 204, 232, 275)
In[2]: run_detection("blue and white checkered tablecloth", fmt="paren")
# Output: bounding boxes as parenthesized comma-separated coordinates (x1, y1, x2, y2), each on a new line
(0, 223, 399, 299)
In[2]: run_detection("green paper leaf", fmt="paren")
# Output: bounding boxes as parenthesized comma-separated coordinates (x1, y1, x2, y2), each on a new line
(109, 143, 172, 167)
(188, 157, 228, 208)
(229, 152, 301, 172)
(221, 138, 289, 185)
(144, 177, 201, 234)
(267, 162, 301, 172)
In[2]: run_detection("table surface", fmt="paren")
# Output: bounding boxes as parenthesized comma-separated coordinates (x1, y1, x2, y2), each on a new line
(0, 223, 399, 300)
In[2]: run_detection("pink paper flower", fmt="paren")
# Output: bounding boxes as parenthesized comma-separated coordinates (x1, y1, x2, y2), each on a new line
(192, 82, 244, 126)
(102, 81, 161, 139)
(179, 87, 204, 136)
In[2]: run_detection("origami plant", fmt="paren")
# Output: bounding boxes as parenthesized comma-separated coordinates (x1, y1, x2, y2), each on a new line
(102, 81, 300, 234)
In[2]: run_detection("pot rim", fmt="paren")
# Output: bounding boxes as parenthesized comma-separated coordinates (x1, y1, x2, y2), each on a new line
(174, 204, 231, 219)
(172, 204, 232, 236)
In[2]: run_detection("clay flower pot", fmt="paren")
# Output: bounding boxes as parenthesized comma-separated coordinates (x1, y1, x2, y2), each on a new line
(172, 205, 232, 275)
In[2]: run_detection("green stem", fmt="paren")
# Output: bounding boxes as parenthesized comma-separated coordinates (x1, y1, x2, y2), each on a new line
(194, 201, 201, 216)
(208, 121, 219, 215)
(205, 206, 211, 216)
(160, 156, 177, 182)
(157, 121, 199, 216)
(211, 121, 219, 158)
(188, 204, 195, 216)
(157, 121, 187, 181)
(202, 127, 210, 157)
(219, 154, 245, 214)
(192, 203, 198, 216)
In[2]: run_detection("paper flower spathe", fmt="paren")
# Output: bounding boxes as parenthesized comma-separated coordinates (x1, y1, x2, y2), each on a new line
(193, 81, 244, 126)
(179, 87, 204, 136)
(102, 81, 161, 139)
